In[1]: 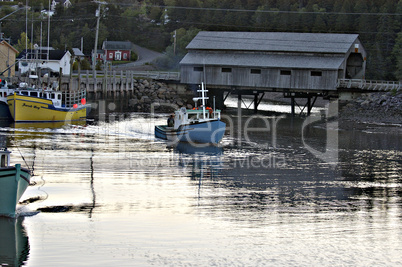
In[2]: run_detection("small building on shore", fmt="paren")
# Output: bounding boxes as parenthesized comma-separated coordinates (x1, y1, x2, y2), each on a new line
(102, 41, 132, 61)
(17, 49, 72, 76)
(180, 31, 367, 92)
(0, 40, 18, 77)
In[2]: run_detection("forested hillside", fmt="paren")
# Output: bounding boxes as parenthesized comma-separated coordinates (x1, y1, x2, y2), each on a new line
(0, 0, 401, 80)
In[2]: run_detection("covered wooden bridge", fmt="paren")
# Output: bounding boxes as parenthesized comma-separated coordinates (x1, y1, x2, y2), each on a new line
(180, 31, 369, 114)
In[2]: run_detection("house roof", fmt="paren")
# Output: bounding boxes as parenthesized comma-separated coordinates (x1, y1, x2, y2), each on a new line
(17, 49, 70, 60)
(72, 48, 85, 57)
(186, 31, 360, 54)
(102, 41, 132, 50)
(0, 40, 19, 54)
(181, 52, 345, 70)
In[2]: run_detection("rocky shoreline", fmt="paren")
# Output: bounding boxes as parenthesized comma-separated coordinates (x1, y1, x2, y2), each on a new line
(128, 79, 194, 112)
(339, 90, 402, 124)
(338, 90, 402, 134)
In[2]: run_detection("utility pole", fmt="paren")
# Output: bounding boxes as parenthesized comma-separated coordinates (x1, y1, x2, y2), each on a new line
(26, 0, 28, 51)
(92, 1, 107, 78)
(47, 0, 50, 61)
(173, 30, 177, 55)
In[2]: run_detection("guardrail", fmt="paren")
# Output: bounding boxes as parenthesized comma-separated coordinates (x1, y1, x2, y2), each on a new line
(337, 79, 401, 91)
(74, 70, 180, 81)
(130, 71, 180, 81)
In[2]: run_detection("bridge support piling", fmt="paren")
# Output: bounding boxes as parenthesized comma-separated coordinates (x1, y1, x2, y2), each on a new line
(285, 92, 320, 117)
(252, 92, 265, 113)
(291, 96, 295, 116)
(237, 93, 242, 145)
(254, 93, 258, 113)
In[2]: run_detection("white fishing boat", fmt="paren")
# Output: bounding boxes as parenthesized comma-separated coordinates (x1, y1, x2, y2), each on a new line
(0, 80, 15, 120)
(0, 149, 32, 217)
(155, 83, 226, 144)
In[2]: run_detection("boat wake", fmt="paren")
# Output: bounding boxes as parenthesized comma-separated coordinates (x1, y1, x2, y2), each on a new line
(0, 112, 169, 142)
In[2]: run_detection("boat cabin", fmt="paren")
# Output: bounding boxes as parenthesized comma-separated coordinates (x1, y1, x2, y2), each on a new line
(174, 107, 221, 129)
(173, 83, 222, 129)
(0, 149, 10, 168)
(0, 80, 14, 99)
(14, 89, 63, 107)
(0, 89, 14, 99)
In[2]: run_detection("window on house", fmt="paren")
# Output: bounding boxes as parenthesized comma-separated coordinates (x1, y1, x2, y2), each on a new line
(194, 66, 203, 72)
(280, 70, 291, 75)
(109, 53, 113, 59)
(222, 67, 232, 73)
(311, 71, 322, 77)
(251, 69, 261, 74)
(123, 53, 127, 59)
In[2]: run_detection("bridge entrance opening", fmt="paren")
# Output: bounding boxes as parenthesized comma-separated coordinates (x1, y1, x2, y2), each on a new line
(346, 53, 364, 79)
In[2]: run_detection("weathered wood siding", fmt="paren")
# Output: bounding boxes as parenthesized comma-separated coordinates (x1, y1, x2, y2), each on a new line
(181, 66, 338, 90)
(180, 32, 368, 92)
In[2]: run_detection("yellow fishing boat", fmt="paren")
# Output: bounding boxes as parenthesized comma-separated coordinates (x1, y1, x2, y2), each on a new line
(7, 88, 87, 123)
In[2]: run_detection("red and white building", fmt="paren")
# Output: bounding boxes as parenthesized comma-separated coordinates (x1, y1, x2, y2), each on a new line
(101, 41, 132, 61)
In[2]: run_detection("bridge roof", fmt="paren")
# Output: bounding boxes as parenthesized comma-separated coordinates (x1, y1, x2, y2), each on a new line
(186, 31, 360, 54)
(181, 52, 345, 70)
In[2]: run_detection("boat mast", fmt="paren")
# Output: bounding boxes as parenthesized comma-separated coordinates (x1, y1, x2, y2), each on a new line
(200, 83, 207, 119)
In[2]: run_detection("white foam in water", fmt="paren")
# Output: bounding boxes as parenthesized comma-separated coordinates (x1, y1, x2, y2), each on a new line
(1, 112, 170, 143)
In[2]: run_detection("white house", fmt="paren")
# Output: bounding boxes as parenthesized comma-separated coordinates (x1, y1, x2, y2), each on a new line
(17, 49, 72, 76)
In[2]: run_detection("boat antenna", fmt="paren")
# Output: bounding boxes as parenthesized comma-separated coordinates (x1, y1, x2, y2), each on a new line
(213, 96, 216, 118)
(201, 82, 206, 119)
(15, 144, 33, 175)
(203, 62, 206, 85)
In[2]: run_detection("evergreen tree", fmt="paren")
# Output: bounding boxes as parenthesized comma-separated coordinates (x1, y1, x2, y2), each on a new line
(374, 0, 399, 80)
(335, 0, 355, 33)
(393, 31, 402, 80)
(354, 0, 373, 41)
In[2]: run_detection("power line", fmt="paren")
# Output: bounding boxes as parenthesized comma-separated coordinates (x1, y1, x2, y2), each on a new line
(160, 5, 402, 16)
(103, 2, 402, 16)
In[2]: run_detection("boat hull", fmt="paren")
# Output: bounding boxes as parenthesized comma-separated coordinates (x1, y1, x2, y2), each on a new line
(0, 164, 31, 217)
(7, 94, 86, 122)
(155, 125, 183, 141)
(0, 101, 12, 121)
(155, 120, 226, 144)
(0, 216, 30, 266)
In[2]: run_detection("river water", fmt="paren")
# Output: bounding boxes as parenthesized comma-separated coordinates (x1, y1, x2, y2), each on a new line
(1, 99, 401, 266)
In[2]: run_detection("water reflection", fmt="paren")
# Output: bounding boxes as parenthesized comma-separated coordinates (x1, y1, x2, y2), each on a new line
(0, 216, 29, 267)
(0, 110, 400, 266)
(173, 142, 223, 199)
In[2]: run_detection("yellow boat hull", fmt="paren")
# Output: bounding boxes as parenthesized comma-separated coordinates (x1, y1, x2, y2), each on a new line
(7, 94, 86, 123)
